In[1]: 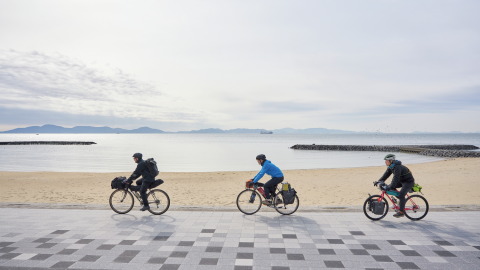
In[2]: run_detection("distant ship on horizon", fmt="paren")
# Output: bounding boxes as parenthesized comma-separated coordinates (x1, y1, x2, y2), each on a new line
(260, 131, 273, 134)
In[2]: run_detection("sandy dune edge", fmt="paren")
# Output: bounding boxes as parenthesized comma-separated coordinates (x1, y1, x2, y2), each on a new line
(0, 158, 478, 206)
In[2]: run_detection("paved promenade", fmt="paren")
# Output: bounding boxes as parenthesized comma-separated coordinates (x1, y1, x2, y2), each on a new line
(0, 208, 479, 270)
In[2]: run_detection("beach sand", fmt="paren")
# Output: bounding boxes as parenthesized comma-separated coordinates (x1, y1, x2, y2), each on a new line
(0, 158, 479, 206)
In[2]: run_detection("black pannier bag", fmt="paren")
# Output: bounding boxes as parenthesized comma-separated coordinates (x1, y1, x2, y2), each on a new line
(372, 200, 385, 215)
(111, 176, 127, 189)
(148, 179, 164, 189)
(145, 158, 159, 177)
(282, 188, 297, 204)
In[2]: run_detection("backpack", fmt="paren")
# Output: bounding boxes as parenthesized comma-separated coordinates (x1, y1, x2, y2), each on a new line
(111, 176, 127, 189)
(145, 158, 159, 177)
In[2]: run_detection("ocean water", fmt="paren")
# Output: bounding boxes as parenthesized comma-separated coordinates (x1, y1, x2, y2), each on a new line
(0, 133, 479, 172)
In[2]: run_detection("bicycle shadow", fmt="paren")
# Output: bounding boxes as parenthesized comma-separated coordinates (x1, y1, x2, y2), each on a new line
(109, 212, 178, 237)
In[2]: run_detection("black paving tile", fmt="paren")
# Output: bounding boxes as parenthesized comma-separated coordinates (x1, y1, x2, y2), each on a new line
(0, 253, 21, 259)
(57, 249, 77, 255)
(148, 257, 167, 264)
(399, 250, 421, 256)
(33, 238, 52, 243)
(170, 251, 188, 258)
(96, 244, 115, 250)
(160, 264, 180, 270)
(324, 260, 345, 268)
(119, 240, 136, 245)
(350, 249, 369, 255)
(76, 239, 94, 244)
(178, 241, 194, 246)
(0, 247, 17, 253)
(237, 253, 253, 259)
(201, 229, 215, 233)
(51, 230, 69, 234)
(50, 261, 75, 268)
(433, 240, 454, 246)
(206, 246, 222, 253)
(30, 254, 53, 260)
(433, 250, 456, 257)
(318, 249, 336, 255)
(270, 248, 286, 254)
(239, 242, 254, 247)
(119, 250, 140, 257)
(271, 267, 290, 270)
(473, 246, 480, 250)
(37, 243, 56, 248)
(349, 231, 365, 235)
(362, 244, 381, 250)
(282, 234, 297, 239)
(153, 236, 170, 241)
(199, 258, 218, 265)
(396, 262, 420, 269)
(327, 239, 345, 244)
(79, 255, 101, 262)
(388, 240, 406, 245)
(234, 267, 253, 270)
(113, 256, 135, 263)
(286, 254, 305, 260)
(372, 255, 394, 262)
(0, 242, 14, 247)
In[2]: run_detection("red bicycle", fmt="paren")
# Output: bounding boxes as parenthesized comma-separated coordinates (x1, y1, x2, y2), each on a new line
(363, 181, 429, 221)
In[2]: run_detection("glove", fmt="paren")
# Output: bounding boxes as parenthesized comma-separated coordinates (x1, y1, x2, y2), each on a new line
(374, 181, 379, 187)
(253, 184, 258, 189)
(383, 184, 390, 191)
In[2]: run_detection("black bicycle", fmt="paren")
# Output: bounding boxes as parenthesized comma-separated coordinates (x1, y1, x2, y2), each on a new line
(109, 179, 170, 215)
(236, 181, 299, 215)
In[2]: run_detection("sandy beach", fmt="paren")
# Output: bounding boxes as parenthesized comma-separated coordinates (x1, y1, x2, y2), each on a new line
(0, 158, 479, 206)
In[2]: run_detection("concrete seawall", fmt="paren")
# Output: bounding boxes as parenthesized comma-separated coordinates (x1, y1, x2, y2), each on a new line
(290, 144, 480, 158)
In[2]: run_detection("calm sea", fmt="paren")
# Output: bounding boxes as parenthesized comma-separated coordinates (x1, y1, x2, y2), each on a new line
(0, 133, 479, 172)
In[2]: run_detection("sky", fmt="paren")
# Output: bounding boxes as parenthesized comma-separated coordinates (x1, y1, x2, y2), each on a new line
(0, 0, 479, 132)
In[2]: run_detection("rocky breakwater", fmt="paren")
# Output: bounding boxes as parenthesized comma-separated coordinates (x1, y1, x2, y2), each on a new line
(290, 144, 480, 158)
(0, 141, 96, 145)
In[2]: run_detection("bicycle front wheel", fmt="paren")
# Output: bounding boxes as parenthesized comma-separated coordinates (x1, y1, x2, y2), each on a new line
(236, 189, 262, 215)
(404, 195, 429, 221)
(273, 193, 299, 215)
(147, 189, 170, 215)
(109, 189, 134, 214)
(363, 195, 389, 221)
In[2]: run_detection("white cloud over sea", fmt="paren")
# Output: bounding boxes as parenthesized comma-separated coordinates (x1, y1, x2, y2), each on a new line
(0, 0, 479, 132)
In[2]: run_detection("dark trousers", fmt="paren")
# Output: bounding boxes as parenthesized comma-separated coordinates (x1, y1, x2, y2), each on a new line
(264, 177, 284, 200)
(130, 178, 153, 207)
(391, 181, 415, 212)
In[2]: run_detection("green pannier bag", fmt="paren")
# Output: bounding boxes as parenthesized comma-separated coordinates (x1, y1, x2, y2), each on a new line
(411, 183, 422, 193)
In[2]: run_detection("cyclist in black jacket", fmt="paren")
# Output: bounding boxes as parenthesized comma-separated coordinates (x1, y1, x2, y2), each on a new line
(376, 154, 415, 218)
(127, 153, 155, 211)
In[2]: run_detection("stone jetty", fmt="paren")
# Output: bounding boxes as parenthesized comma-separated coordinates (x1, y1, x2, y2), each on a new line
(0, 141, 96, 145)
(290, 144, 480, 158)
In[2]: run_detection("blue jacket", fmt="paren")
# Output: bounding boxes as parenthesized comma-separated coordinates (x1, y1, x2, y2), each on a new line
(253, 160, 283, 183)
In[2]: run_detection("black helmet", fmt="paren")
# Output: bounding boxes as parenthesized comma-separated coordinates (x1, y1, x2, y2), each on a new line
(132, 153, 143, 159)
(256, 154, 266, 160)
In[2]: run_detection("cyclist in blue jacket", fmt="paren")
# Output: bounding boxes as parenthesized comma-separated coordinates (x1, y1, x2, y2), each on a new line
(251, 154, 284, 205)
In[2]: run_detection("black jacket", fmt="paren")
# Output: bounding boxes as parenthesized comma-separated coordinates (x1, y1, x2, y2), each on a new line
(128, 159, 155, 182)
(379, 160, 414, 188)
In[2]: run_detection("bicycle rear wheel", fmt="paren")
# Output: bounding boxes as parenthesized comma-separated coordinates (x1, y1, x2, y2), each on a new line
(363, 195, 389, 220)
(273, 193, 299, 215)
(147, 189, 170, 215)
(109, 189, 134, 214)
(236, 189, 262, 215)
(404, 195, 429, 221)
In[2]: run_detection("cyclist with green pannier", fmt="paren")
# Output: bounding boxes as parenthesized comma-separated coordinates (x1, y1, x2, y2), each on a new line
(375, 154, 415, 218)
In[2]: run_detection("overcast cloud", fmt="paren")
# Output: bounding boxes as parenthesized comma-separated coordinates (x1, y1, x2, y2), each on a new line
(0, 0, 479, 132)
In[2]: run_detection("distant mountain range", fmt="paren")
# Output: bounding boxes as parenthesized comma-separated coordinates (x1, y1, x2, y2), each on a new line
(1, 125, 357, 134)
(1, 125, 477, 134)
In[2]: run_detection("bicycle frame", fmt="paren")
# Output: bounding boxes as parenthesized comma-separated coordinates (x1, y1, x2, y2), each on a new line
(247, 185, 282, 200)
(120, 187, 159, 205)
(377, 190, 419, 212)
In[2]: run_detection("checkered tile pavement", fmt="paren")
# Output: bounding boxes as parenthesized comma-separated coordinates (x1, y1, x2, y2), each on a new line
(0, 208, 479, 270)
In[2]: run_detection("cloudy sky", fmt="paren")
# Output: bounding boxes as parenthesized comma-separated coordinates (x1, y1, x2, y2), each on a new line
(0, 0, 479, 132)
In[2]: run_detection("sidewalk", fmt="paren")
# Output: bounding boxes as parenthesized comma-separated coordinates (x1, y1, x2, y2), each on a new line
(0, 208, 479, 270)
